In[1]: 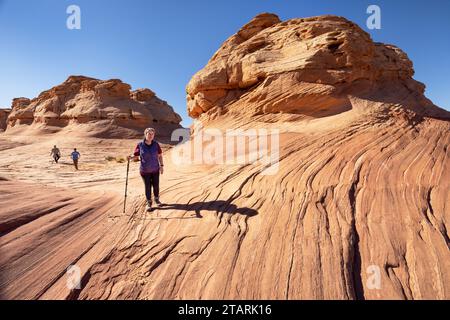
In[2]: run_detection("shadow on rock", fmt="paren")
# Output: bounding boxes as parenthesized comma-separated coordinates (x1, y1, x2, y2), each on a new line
(154, 200, 259, 219)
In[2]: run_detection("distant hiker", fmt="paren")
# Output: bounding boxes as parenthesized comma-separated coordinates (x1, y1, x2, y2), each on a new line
(128, 128, 164, 211)
(71, 148, 81, 170)
(50, 145, 61, 163)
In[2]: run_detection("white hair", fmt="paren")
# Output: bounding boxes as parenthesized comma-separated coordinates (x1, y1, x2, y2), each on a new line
(144, 128, 156, 138)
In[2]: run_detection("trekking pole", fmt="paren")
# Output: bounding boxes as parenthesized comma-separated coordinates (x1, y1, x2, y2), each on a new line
(123, 157, 131, 214)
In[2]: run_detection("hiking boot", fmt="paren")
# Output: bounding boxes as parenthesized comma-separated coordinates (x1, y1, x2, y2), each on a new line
(154, 197, 162, 206)
(146, 201, 152, 211)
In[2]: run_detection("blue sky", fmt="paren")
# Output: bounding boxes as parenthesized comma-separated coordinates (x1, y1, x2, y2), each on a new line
(0, 0, 449, 127)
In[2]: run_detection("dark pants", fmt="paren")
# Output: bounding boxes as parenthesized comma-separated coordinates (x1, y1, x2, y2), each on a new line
(53, 155, 60, 163)
(141, 172, 160, 202)
(73, 159, 79, 170)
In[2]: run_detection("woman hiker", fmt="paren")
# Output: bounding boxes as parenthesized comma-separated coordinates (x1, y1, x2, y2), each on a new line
(128, 128, 164, 211)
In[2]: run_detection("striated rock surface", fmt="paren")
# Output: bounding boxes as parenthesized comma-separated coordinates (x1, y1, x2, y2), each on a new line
(5, 76, 182, 138)
(0, 14, 449, 300)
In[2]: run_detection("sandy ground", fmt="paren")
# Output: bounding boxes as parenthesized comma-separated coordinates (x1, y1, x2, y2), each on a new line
(0, 134, 145, 192)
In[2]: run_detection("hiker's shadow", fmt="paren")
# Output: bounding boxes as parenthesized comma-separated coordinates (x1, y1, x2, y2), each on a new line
(152, 200, 258, 220)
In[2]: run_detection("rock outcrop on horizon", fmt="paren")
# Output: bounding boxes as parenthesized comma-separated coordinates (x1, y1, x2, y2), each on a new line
(0, 14, 449, 300)
(4, 76, 182, 138)
(0, 109, 11, 131)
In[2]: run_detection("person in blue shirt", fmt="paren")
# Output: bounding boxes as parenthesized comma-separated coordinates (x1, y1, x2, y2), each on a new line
(128, 128, 164, 211)
(71, 148, 81, 170)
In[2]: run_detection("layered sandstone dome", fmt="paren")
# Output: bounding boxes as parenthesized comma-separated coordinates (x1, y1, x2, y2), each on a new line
(187, 13, 447, 123)
(5, 76, 182, 138)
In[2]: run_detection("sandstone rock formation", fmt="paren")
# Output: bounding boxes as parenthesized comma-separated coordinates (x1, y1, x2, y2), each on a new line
(5, 76, 182, 138)
(0, 14, 449, 300)
(0, 109, 11, 131)
(187, 14, 446, 122)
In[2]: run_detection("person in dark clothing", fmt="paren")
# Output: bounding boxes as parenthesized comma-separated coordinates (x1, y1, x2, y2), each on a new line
(50, 145, 61, 163)
(128, 128, 164, 211)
